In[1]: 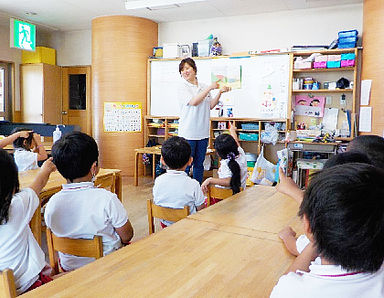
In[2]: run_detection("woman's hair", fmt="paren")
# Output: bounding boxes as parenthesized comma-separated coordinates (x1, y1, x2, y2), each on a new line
(11, 127, 33, 150)
(0, 149, 20, 224)
(214, 134, 241, 194)
(179, 58, 197, 74)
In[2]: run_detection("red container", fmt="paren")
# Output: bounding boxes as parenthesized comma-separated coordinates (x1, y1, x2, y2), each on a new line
(341, 59, 355, 67)
(314, 61, 327, 68)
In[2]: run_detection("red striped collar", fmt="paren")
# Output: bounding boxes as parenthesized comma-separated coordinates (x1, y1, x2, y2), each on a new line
(62, 182, 94, 191)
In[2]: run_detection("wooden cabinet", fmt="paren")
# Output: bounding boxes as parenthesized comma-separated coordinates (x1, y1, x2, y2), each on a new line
(290, 48, 360, 140)
(20, 63, 62, 124)
(144, 116, 179, 145)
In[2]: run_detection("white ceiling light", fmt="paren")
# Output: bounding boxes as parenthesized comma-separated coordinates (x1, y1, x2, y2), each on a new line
(125, 0, 207, 10)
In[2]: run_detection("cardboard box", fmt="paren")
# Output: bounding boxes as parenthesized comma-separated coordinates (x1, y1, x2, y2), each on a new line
(163, 43, 180, 58)
(22, 46, 56, 65)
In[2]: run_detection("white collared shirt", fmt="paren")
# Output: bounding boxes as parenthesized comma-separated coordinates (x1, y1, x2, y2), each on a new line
(218, 147, 248, 190)
(0, 188, 45, 294)
(153, 170, 205, 226)
(44, 182, 128, 271)
(271, 263, 384, 298)
(14, 149, 38, 171)
(177, 79, 212, 140)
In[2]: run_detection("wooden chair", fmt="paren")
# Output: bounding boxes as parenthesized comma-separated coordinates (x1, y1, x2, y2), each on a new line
(0, 269, 16, 298)
(94, 174, 116, 194)
(147, 199, 189, 234)
(207, 186, 243, 207)
(46, 228, 103, 274)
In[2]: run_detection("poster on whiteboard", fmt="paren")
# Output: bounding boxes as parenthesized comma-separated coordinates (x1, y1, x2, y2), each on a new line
(103, 102, 142, 132)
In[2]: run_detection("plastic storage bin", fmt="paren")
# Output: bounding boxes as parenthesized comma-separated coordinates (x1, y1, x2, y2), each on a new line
(314, 61, 327, 68)
(239, 132, 259, 141)
(327, 61, 341, 68)
(341, 53, 356, 60)
(338, 30, 358, 39)
(241, 123, 259, 130)
(341, 60, 355, 67)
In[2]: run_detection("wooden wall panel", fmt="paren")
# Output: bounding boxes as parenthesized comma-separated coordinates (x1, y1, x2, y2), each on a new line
(362, 0, 384, 135)
(92, 16, 158, 176)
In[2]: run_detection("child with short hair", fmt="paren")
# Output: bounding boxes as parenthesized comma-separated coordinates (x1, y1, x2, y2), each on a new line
(271, 163, 384, 298)
(0, 130, 32, 148)
(11, 128, 48, 171)
(0, 149, 56, 295)
(201, 122, 247, 196)
(44, 132, 133, 271)
(153, 136, 205, 227)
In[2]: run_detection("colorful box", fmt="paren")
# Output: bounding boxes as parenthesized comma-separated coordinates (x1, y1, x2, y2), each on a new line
(294, 61, 312, 69)
(314, 55, 328, 62)
(338, 30, 358, 39)
(22, 46, 56, 65)
(314, 61, 327, 68)
(341, 59, 355, 67)
(327, 61, 341, 68)
(239, 132, 259, 141)
(341, 53, 356, 60)
(327, 55, 341, 61)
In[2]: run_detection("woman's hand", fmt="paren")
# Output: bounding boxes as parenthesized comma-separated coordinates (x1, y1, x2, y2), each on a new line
(220, 86, 231, 93)
(209, 81, 219, 90)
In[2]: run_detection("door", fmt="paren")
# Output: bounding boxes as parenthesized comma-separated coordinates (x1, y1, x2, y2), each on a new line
(0, 63, 10, 121)
(62, 66, 91, 134)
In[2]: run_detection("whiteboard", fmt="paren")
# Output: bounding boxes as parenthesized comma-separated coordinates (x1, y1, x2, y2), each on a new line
(150, 54, 290, 119)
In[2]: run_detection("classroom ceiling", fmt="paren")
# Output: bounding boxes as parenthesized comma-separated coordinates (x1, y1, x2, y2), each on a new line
(0, 0, 362, 31)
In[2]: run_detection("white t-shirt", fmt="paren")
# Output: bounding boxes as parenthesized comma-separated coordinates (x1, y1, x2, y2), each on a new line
(178, 80, 212, 140)
(0, 188, 46, 295)
(44, 182, 128, 271)
(270, 263, 384, 298)
(153, 170, 205, 226)
(14, 149, 38, 171)
(218, 146, 248, 190)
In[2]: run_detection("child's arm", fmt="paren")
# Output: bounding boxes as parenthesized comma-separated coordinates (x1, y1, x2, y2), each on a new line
(285, 241, 318, 274)
(210, 85, 231, 109)
(228, 121, 240, 147)
(0, 131, 32, 148)
(276, 167, 305, 204)
(278, 226, 299, 256)
(32, 133, 48, 161)
(196, 203, 205, 211)
(201, 177, 231, 194)
(29, 158, 56, 195)
(115, 220, 134, 245)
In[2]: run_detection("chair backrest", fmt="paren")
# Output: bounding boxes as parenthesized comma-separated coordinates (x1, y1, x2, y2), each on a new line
(0, 269, 16, 298)
(46, 228, 103, 274)
(147, 199, 189, 234)
(94, 174, 115, 194)
(207, 186, 243, 206)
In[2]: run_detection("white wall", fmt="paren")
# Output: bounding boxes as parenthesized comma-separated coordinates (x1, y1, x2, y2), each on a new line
(49, 29, 92, 66)
(159, 4, 363, 54)
(0, 24, 22, 110)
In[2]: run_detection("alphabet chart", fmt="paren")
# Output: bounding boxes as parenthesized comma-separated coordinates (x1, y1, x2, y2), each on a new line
(103, 101, 142, 132)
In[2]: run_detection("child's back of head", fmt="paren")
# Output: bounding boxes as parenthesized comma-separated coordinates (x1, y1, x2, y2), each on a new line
(52, 131, 98, 181)
(323, 151, 371, 169)
(0, 149, 19, 224)
(214, 133, 241, 194)
(348, 135, 384, 169)
(161, 136, 191, 170)
(300, 163, 384, 272)
(11, 128, 33, 150)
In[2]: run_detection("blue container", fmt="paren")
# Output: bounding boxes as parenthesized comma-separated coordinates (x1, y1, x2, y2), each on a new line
(341, 53, 356, 60)
(239, 132, 259, 141)
(339, 36, 358, 44)
(338, 42, 357, 49)
(338, 30, 358, 39)
(241, 123, 259, 130)
(327, 61, 341, 68)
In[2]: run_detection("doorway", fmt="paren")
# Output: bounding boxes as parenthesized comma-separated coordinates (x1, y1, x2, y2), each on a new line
(0, 62, 12, 121)
(62, 66, 91, 134)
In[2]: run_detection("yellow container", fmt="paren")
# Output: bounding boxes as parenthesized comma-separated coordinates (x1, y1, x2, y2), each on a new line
(22, 46, 56, 65)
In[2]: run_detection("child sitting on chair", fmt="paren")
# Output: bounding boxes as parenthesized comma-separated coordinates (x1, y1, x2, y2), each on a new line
(201, 121, 247, 201)
(271, 163, 384, 298)
(0, 149, 56, 294)
(12, 128, 48, 171)
(153, 136, 205, 228)
(44, 132, 133, 271)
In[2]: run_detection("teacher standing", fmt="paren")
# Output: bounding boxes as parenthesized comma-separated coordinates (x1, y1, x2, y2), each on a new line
(177, 58, 230, 184)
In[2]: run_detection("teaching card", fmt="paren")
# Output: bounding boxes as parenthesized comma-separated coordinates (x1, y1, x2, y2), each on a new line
(294, 95, 325, 118)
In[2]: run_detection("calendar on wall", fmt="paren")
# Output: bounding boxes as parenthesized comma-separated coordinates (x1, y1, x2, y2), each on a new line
(103, 101, 142, 132)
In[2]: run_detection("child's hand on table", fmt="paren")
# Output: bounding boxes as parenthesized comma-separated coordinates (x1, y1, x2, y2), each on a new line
(278, 226, 296, 241)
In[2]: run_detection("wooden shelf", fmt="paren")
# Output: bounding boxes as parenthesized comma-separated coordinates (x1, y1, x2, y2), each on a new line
(292, 48, 357, 56)
(148, 135, 165, 138)
(292, 89, 353, 93)
(293, 67, 355, 73)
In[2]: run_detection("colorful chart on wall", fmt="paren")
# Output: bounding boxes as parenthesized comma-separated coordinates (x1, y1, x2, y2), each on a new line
(294, 95, 326, 118)
(150, 54, 290, 119)
(103, 102, 142, 132)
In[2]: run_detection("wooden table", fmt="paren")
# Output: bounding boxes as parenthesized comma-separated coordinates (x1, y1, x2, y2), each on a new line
(21, 186, 302, 297)
(4, 142, 52, 152)
(19, 168, 122, 246)
(134, 146, 215, 186)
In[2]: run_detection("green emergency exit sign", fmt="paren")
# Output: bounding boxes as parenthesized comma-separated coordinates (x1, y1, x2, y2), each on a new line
(10, 18, 36, 51)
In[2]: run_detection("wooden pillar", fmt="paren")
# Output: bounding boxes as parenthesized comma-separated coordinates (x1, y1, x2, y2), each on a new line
(92, 16, 158, 175)
(362, 0, 384, 135)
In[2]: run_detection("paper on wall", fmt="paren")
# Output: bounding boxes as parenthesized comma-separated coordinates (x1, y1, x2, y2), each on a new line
(360, 80, 372, 106)
(322, 108, 338, 131)
(359, 106, 372, 132)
